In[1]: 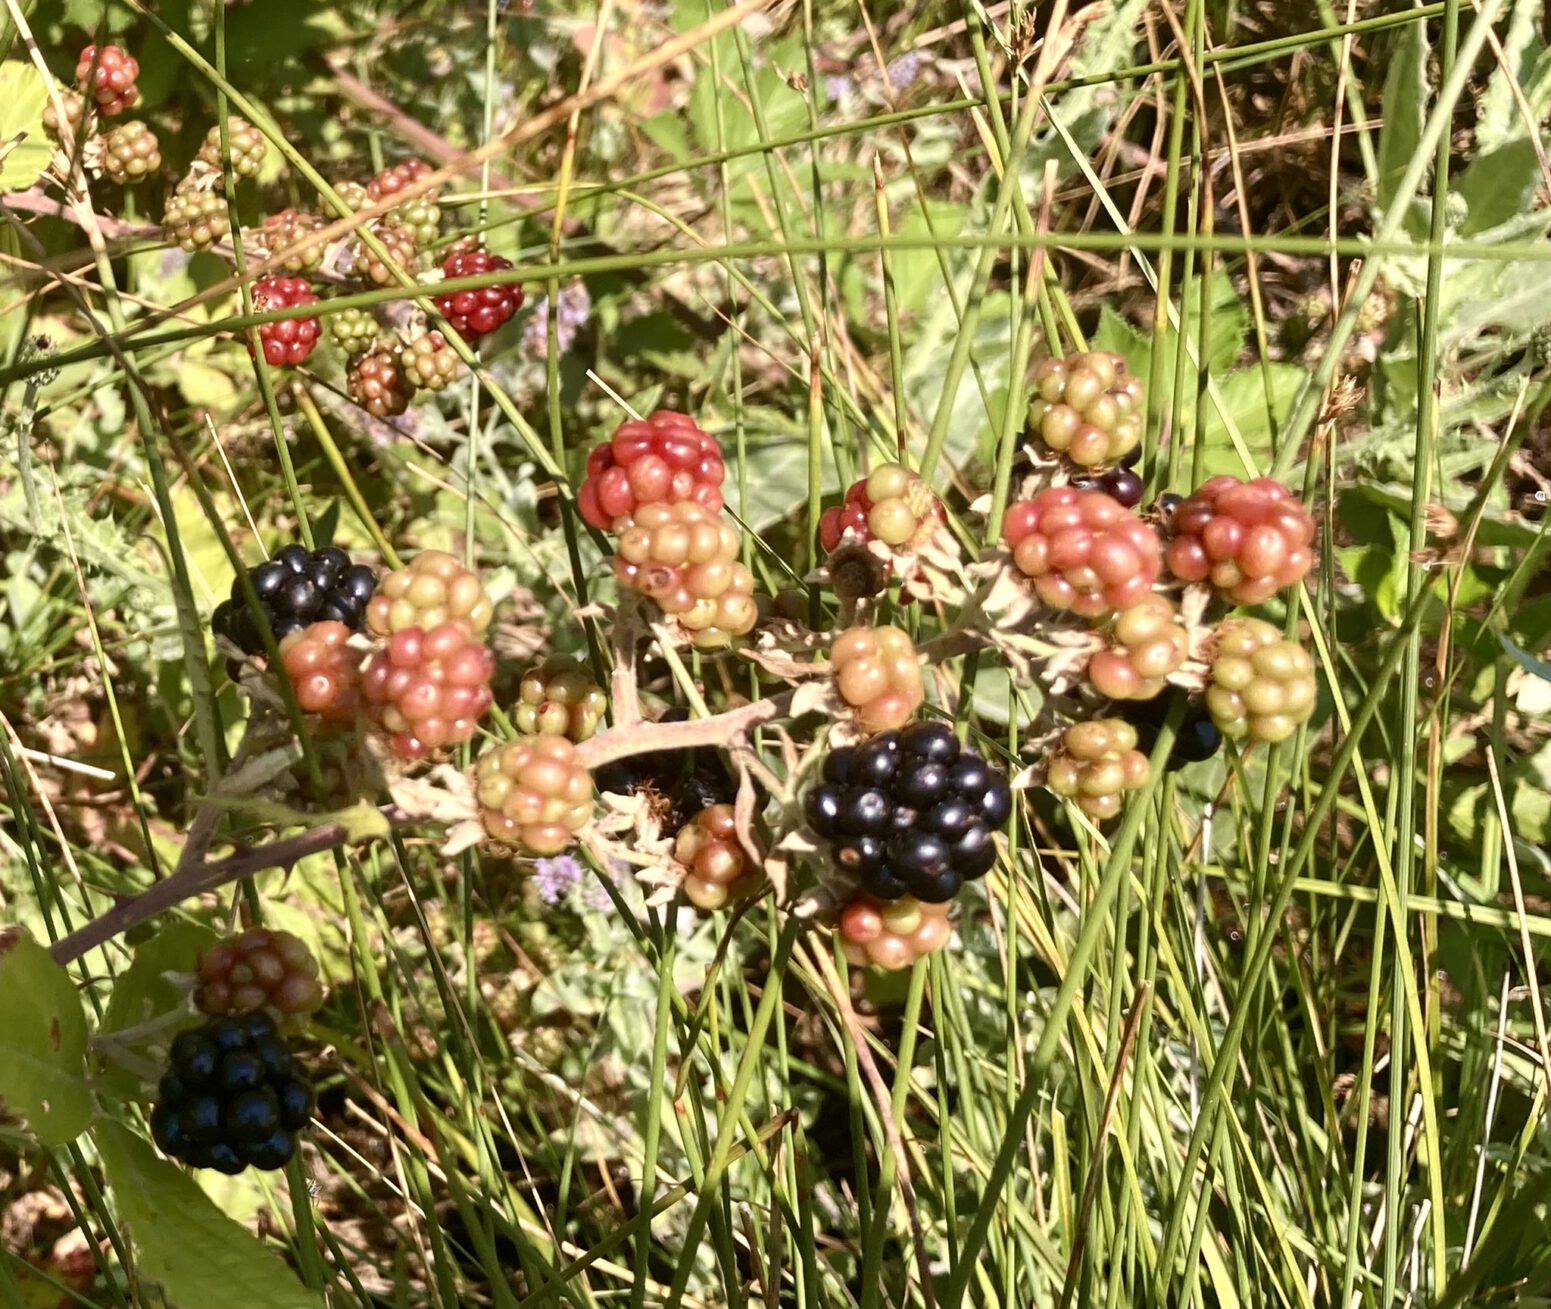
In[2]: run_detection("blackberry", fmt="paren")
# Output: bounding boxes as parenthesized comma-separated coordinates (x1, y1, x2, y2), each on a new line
(196, 929, 324, 1026)
(433, 249, 522, 343)
(831, 624, 923, 733)
(44, 91, 86, 143)
(385, 195, 442, 249)
(1087, 594, 1188, 701)
(211, 544, 377, 657)
(1164, 476, 1316, 605)
(367, 158, 436, 202)
(1072, 466, 1144, 510)
(838, 894, 952, 970)
(676, 803, 759, 910)
(366, 550, 493, 637)
(100, 121, 160, 183)
(579, 411, 726, 530)
(347, 343, 413, 418)
(817, 461, 946, 555)
(611, 501, 758, 649)
(75, 44, 138, 118)
(362, 624, 496, 761)
(1002, 486, 1162, 618)
(402, 330, 463, 392)
(805, 722, 1010, 904)
(475, 734, 594, 855)
(328, 306, 379, 358)
(514, 657, 607, 742)
(278, 621, 362, 725)
(351, 223, 419, 287)
(1026, 351, 1144, 468)
(261, 209, 326, 275)
(1118, 688, 1222, 771)
(250, 276, 321, 367)
(593, 706, 739, 837)
(164, 185, 229, 253)
(1205, 617, 1317, 743)
(151, 1011, 313, 1174)
(196, 117, 267, 179)
(1045, 719, 1150, 820)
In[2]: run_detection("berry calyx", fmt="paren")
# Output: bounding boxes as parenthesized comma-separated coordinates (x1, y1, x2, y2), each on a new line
(328, 306, 378, 357)
(1163, 476, 1316, 605)
(818, 461, 946, 556)
(196, 117, 267, 178)
(347, 343, 413, 418)
(578, 411, 726, 530)
(278, 621, 362, 725)
(164, 186, 229, 252)
(433, 249, 522, 343)
(100, 121, 160, 183)
(805, 722, 1010, 904)
(1087, 594, 1188, 701)
(838, 894, 952, 970)
(75, 45, 138, 117)
(475, 734, 594, 855)
(195, 929, 325, 1024)
(211, 545, 377, 656)
(1002, 486, 1162, 618)
(1027, 351, 1144, 468)
(831, 624, 923, 733)
(261, 209, 326, 274)
(1205, 617, 1317, 743)
(611, 501, 757, 649)
(250, 276, 320, 367)
(676, 804, 760, 910)
(152, 1011, 312, 1174)
(1045, 719, 1151, 820)
(515, 657, 607, 742)
(361, 623, 496, 760)
(402, 330, 463, 392)
(366, 551, 493, 637)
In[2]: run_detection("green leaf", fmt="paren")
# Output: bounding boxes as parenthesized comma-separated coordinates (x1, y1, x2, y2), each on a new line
(0, 63, 53, 195)
(101, 921, 215, 1037)
(1377, 18, 1428, 216)
(1457, 139, 1544, 235)
(94, 1120, 324, 1309)
(0, 931, 92, 1144)
(1477, 0, 1543, 151)
(1500, 633, 1551, 684)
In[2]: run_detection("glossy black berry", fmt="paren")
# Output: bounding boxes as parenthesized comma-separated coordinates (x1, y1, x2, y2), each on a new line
(593, 708, 744, 837)
(153, 1012, 311, 1173)
(212, 544, 379, 658)
(807, 734, 1010, 902)
(1120, 443, 1143, 469)
(1100, 468, 1144, 509)
(1119, 689, 1223, 771)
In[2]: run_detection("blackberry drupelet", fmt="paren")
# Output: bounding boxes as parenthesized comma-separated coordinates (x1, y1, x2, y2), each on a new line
(211, 545, 377, 657)
(804, 721, 1011, 904)
(150, 1011, 313, 1174)
(1118, 688, 1223, 771)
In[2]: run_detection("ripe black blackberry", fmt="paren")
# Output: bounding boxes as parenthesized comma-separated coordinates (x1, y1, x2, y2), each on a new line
(804, 721, 1011, 904)
(212, 544, 377, 656)
(593, 706, 739, 837)
(150, 1011, 313, 1174)
(1118, 688, 1222, 771)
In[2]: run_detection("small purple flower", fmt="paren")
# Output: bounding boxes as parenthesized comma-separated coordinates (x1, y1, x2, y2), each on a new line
(522, 280, 592, 358)
(824, 73, 853, 103)
(582, 871, 616, 912)
(885, 52, 922, 89)
(532, 854, 584, 906)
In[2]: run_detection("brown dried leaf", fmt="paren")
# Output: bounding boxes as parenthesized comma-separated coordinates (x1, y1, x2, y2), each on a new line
(389, 764, 480, 826)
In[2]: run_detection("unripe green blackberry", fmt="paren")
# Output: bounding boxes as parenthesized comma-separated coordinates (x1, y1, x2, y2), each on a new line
(1027, 351, 1144, 469)
(367, 550, 494, 637)
(328, 307, 379, 358)
(44, 90, 87, 143)
(352, 223, 419, 287)
(100, 121, 160, 183)
(385, 195, 442, 248)
(261, 209, 326, 274)
(402, 330, 463, 392)
(1045, 718, 1151, 820)
(514, 657, 607, 742)
(347, 343, 413, 418)
(164, 185, 230, 252)
(1205, 618, 1317, 743)
(1087, 594, 1189, 701)
(197, 116, 267, 178)
(475, 735, 595, 855)
(333, 180, 369, 211)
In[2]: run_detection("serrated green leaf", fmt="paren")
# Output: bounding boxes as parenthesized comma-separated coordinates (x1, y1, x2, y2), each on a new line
(94, 1120, 324, 1309)
(1477, 0, 1543, 151)
(1377, 18, 1428, 216)
(0, 63, 54, 195)
(0, 931, 92, 1144)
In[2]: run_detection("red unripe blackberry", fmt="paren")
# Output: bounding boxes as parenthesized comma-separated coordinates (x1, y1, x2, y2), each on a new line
(402, 330, 463, 392)
(164, 186, 229, 252)
(367, 550, 493, 637)
(100, 120, 160, 183)
(676, 804, 760, 910)
(250, 276, 320, 367)
(433, 249, 522, 343)
(838, 894, 952, 970)
(278, 621, 361, 724)
(1087, 594, 1189, 701)
(1045, 719, 1151, 820)
(611, 501, 757, 649)
(1027, 351, 1144, 468)
(831, 624, 923, 733)
(351, 223, 419, 287)
(196, 117, 267, 178)
(578, 411, 725, 530)
(152, 1012, 312, 1174)
(75, 44, 138, 117)
(475, 734, 594, 855)
(195, 928, 325, 1025)
(818, 461, 946, 555)
(1003, 487, 1162, 618)
(1164, 476, 1316, 604)
(361, 622, 496, 760)
(347, 343, 413, 418)
(367, 157, 435, 201)
(515, 657, 607, 742)
(1205, 617, 1317, 743)
(261, 209, 325, 274)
